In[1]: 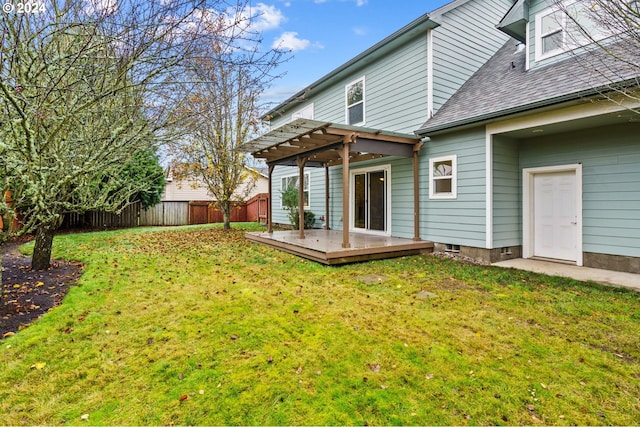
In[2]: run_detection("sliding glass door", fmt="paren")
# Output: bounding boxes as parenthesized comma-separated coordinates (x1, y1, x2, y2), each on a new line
(352, 166, 389, 233)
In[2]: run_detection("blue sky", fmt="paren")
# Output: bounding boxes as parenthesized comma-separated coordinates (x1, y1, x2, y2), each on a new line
(252, 0, 451, 106)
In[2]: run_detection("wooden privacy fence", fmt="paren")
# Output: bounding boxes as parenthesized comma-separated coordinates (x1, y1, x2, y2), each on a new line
(189, 194, 268, 225)
(140, 201, 189, 226)
(189, 201, 247, 224)
(62, 194, 269, 229)
(246, 193, 269, 224)
(62, 203, 141, 229)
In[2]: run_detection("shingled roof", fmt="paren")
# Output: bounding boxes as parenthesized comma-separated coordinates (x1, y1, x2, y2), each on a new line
(416, 38, 639, 134)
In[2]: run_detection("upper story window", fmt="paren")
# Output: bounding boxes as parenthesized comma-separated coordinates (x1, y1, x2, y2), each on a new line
(291, 103, 314, 121)
(535, 0, 610, 61)
(345, 77, 365, 126)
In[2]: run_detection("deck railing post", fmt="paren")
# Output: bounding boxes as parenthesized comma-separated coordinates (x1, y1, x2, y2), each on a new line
(340, 133, 356, 248)
(413, 142, 424, 241)
(267, 164, 274, 233)
(297, 156, 308, 239)
(324, 164, 330, 230)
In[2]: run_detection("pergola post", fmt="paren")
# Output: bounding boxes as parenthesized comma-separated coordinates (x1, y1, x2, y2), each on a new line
(324, 164, 330, 230)
(267, 164, 275, 233)
(296, 156, 308, 239)
(413, 142, 424, 241)
(340, 134, 356, 248)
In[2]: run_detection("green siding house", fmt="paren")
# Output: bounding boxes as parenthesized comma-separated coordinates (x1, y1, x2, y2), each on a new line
(417, 0, 640, 273)
(243, 0, 640, 274)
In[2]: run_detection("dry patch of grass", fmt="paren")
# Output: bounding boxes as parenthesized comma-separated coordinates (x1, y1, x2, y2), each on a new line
(1, 224, 639, 425)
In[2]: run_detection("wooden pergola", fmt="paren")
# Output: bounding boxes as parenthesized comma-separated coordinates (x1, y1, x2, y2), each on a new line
(241, 118, 424, 249)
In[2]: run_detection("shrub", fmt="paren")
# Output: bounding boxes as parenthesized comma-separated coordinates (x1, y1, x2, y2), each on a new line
(281, 187, 315, 230)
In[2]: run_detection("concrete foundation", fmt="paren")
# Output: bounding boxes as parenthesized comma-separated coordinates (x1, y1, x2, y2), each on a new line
(433, 243, 522, 264)
(584, 252, 640, 274)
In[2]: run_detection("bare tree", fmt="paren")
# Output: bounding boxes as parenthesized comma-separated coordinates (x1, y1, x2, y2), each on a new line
(0, 0, 272, 269)
(552, 0, 640, 106)
(169, 9, 285, 230)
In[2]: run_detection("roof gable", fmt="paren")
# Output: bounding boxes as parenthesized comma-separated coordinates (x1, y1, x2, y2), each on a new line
(262, 0, 483, 120)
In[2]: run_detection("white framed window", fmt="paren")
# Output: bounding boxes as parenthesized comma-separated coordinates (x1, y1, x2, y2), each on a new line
(280, 172, 310, 208)
(429, 155, 457, 199)
(345, 77, 365, 126)
(535, 0, 610, 61)
(291, 103, 314, 121)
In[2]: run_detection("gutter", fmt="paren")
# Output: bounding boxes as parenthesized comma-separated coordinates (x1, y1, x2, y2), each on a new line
(415, 79, 640, 136)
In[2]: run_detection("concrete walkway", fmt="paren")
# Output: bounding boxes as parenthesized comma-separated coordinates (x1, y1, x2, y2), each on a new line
(493, 258, 640, 292)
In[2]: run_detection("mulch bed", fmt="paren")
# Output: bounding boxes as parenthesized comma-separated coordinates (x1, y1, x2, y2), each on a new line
(1, 238, 83, 338)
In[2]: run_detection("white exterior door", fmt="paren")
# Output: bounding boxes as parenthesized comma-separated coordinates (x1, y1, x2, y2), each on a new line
(532, 170, 578, 261)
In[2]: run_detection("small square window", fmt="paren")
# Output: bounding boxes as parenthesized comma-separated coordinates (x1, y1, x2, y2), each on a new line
(429, 155, 457, 199)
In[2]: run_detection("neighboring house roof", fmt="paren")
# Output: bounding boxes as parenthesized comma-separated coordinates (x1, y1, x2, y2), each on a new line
(262, 0, 476, 121)
(416, 39, 640, 135)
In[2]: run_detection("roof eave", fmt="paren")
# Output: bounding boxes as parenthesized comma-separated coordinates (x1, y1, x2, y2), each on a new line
(415, 86, 630, 136)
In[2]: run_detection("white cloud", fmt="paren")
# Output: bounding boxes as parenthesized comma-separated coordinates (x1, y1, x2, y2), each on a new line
(356, 0, 368, 5)
(248, 3, 286, 32)
(272, 31, 310, 52)
(84, 0, 118, 15)
(352, 26, 367, 36)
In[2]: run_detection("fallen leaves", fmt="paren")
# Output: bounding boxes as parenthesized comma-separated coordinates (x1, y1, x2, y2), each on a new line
(1, 242, 83, 337)
(31, 362, 46, 370)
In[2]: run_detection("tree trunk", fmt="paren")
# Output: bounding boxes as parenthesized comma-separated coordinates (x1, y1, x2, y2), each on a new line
(32, 221, 59, 270)
(221, 201, 231, 230)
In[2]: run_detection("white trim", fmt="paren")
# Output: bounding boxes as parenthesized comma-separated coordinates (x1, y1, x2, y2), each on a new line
(291, 103, 314, 121)
(485, 131, 493, 249)
(345, 76, 365, 126)
(535, 6, 564, 61)
(522, 164, 583, 266)
(427, 29, 434, 118)
(349, 164, 392, 236)
(525, 21, 530, 71)
(429, 155, 457, 199)
(280, 172, 311, 209)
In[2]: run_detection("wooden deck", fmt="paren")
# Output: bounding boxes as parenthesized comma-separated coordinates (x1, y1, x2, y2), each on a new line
(245, 229, 433, 265)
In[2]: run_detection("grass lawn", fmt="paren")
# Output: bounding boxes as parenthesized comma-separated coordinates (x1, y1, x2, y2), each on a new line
(1, 224, 639, 425)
